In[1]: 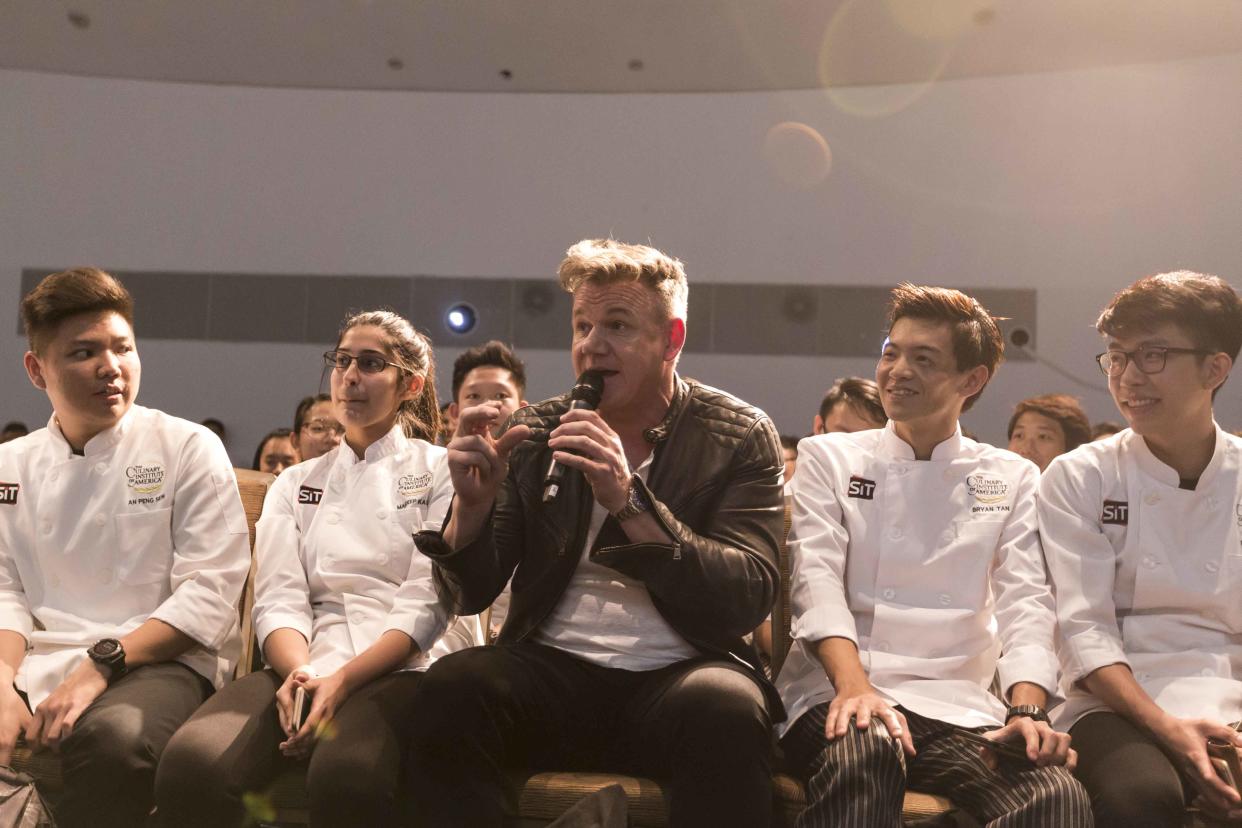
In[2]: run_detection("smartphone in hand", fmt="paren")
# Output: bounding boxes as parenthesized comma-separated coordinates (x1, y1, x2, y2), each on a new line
(1207, 738, 1242, 795)
(292, 686, 311, 731)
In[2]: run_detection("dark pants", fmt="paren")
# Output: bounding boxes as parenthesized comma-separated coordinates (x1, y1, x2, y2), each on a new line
(405, 641, 774, 828)
(51, 661, 212, 828)
(154, 668, 422, 828)
(781, 703, 1093, 828)
(1069, 711, 1194, 828)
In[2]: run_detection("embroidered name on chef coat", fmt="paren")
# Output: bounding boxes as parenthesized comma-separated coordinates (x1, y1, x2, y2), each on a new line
(298, 485, 323, 505)
(396, 472, 432, 510)
(847, 475, 876, 500)
(1101, 500, 1129, 526)
(0, 482, 18, 505)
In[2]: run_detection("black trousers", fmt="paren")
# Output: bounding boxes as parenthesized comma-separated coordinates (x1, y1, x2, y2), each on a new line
(781, 703, 1093, 828)
(154, 668, 422, 828)
(1069, 711, 1201, 828)
(405, 641, 774, 828)
(44, 661, 212, 828)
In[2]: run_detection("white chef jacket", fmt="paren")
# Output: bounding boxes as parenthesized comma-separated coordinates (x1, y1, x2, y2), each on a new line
(253, 424, 481, 675)
(776, 423, 1060, 735)
(0, 406, 250, 708)
(1040, 426, 1242, 730)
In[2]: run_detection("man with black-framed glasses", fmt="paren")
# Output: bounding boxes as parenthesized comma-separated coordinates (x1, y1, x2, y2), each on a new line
(1040, 271, 1242, 826)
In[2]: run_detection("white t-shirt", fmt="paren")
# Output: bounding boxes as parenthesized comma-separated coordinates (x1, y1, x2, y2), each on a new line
(533, 454, 701, 670)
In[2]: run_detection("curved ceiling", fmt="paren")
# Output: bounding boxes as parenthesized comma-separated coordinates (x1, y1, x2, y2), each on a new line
(3, 1, 1242, 93)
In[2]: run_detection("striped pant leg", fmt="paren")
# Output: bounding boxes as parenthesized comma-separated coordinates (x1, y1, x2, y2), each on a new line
(901, 710, 1093, 828)
(780, 703, 907, 828)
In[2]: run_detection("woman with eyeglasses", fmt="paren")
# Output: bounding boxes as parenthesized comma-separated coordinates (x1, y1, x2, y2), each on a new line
(291, 393, 343, 461)
(155, 310, 482, 827)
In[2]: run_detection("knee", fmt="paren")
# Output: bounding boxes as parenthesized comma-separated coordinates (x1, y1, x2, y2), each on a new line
(409, 649, 509, 740)
(153, 726, 233, 812)
(62, 703, 154, 779)
(1029, 769, 1093, 823)
(663, 667, 770, 749)
(1089, 770, 1183, 827)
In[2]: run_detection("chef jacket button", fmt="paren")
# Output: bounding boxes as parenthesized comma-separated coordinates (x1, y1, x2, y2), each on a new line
(942, 469, 955, 482)
(94, 462, 107, 475)
(874, 641, 890, 652)
(882, 588, 896, 600)
(378, 553, 389, 565)
(94, 513, 106, 526)
(889, 527, 904, 541)
(49, 471, 59, 484)
(376, 509, 388, 521)
(1144, 492, 1160, 506)
(350, 613, 364, 625)
(1200, 668, 1214, 677)
(41, 521, 52, 535)
(1142, 555, 1157, 569)
(100, 568, 113, 583)
(1137, 672, 1150, 682)
(1205, 561, 1220, 573)
(938, 593, 952, 606)
(1207, 497, 1219, 510)
(326, 513, 340, 525)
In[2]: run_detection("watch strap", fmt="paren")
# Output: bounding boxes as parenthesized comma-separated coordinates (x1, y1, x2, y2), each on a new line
(611, 476, 650, 523)
(1005, 704, 1049, 723)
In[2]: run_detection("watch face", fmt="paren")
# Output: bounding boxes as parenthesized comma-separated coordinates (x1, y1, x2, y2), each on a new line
(93, 639, 119, 657)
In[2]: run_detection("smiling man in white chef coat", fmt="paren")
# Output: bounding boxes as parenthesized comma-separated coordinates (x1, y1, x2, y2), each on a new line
(776, 283, 1090, 828)
(0, 268, 250, 827)
(1040, 271, 1242, 826)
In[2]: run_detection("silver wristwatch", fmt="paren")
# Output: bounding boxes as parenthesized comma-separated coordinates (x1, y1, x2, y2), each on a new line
(611, 476, 651, 522)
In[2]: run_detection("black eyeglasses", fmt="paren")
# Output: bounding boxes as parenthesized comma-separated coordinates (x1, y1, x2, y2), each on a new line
(323, 350, 408, 375)
(1095, 345, 1211, 378)
(301, 418, 344, 437)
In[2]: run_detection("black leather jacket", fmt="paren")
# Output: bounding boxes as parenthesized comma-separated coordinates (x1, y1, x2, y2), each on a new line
(414, 376, 785, 716)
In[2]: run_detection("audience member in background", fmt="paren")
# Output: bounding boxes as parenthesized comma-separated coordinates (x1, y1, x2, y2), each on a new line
(407, 239, 783, 828)
(436, 402, 454, 446)
(780, 435, 799, 482)
(812, 376, 887, 436)
(449, 340, 528, 434)
(1040, 272, 1242, 826)
(0, 422, 28, 444)
(448, 341, 529, 638)
(1006, 393, 1091, 472)
(290, 393, 342, 461)
(0, 268, 249, 828)
(1091, 420, 1123, 441)
(777, 284, 1089, 827)
(156, 310, 482, 827)
(200, 417, 227, 443)
(252, 427, 299, 476)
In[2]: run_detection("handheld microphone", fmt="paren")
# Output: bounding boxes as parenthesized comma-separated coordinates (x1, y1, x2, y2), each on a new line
(542, 370, 605, 503)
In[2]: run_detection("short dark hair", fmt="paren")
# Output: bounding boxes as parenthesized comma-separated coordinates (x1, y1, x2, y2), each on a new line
(1007, 393, 1091, 452)
(1097, 272, 1242, 398)
(780, 435, 800, 455)
(252, 428, 294, 471)
(21, 267, 134, 354)
(293, 394, 332, 433)
(886, 283, 1005, 412)
(818, 377, 886, 427)
(451, 341, 527, 404)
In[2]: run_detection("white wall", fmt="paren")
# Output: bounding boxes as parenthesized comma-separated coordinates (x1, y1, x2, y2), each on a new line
(3, 56, 1241, 464)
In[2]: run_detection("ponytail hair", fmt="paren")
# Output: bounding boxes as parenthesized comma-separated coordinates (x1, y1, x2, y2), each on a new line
(336, 310, 442, 442)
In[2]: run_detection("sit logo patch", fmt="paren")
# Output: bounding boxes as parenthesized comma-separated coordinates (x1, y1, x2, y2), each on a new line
(0, 482, 18, 506)
(298, 485, 323, 505)
(847, 475, 876, 500)
(1102, 500, 1128, 526)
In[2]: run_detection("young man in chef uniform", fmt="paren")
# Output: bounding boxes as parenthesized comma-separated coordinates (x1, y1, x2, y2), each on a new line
(0, 268, 250, 827)
(776, 283, 1090, 827)
(1040, 271, 1242, 826)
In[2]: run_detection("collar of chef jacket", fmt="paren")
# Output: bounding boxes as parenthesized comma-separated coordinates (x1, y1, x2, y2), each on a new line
(877, 420, 964, 462)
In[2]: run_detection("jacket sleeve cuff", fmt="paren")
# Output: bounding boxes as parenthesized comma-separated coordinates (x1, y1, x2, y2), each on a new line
(254, 613, 313, 654)
(383, 598, 450, 654)
(997, 644, 1062, 704)
(1063, 630, 1130, 684)
(0, 604, 33, 642)
(149, 579, 239, 651)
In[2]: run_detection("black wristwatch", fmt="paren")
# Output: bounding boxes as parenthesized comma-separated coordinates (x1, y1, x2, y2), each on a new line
(611, 476, 651, 523)
(88, 638, 127, 683)
(1005, 704, 1049, 723)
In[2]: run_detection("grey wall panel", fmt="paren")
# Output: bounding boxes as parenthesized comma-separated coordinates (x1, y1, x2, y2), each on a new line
(207, 273, 308, 343)
(819, 285, 890, 357)
(305, 275, 414, 345)
(512, 280, 572, 349)
(713, 283, 820, 356)
(683, 283, 714, 353)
